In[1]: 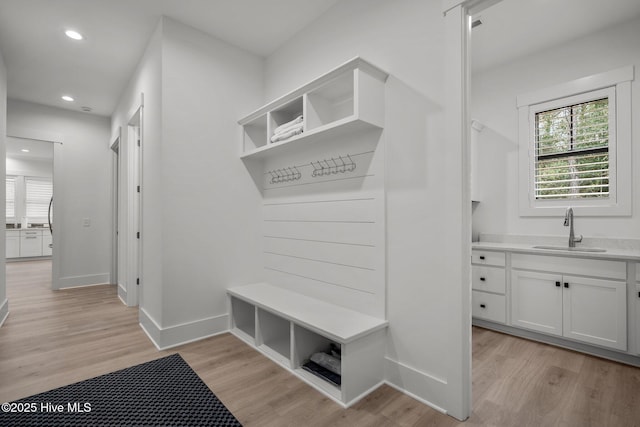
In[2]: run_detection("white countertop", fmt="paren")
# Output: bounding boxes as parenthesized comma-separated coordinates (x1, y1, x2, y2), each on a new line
(473, 241, 640, 261)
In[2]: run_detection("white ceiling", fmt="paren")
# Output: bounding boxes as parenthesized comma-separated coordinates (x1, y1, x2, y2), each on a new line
(471, 0, 640, 73)
(0, 0, 639, 118)
(0, 0, 340, 116)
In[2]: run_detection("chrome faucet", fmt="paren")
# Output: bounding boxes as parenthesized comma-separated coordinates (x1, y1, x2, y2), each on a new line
(564, 207, 583, 248)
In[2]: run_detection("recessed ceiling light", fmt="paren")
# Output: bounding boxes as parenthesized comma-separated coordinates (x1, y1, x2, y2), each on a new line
(62, 95, 74, 102)
(21, 149, 30, 153)
(65, 29, 83, 40)
(81, 106, 92, 112)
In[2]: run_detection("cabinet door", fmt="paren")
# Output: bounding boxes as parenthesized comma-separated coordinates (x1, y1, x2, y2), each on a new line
(42, 234, 53, 256)
(20, 233, 43, 257)
(6, 235, 20, 258)
(511, 270, 563, 336)
(562, 275, 627, 351)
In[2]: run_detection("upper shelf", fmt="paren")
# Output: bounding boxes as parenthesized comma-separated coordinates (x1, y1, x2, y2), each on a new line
(239, 57, 389, 160)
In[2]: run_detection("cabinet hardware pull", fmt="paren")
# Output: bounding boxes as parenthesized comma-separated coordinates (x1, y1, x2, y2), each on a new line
(555, 281, 561, 287)
(480, 304, 486, 308)
(480, 277, 486, 281)
(479, 255, 485, 260)
(564, 282, 569, 288)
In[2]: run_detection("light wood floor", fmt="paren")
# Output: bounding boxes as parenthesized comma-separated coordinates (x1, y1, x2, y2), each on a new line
(1, 260, 640, 426)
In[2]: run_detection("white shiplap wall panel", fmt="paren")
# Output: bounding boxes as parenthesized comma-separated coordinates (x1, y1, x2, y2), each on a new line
(264, 252, 377, 293)
(264, 236, 376, 270)
(263, 221, 377, 246)
(264, 198, 376, 223)
(261, 129, 385, 318)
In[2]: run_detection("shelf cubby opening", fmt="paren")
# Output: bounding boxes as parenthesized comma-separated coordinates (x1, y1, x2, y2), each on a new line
(268, 97, 304, 142)
(293, 325, 341, 395)
(230, 297, 255, 341)
(306, 71, 355, 131)
(243, 114, 268, 153)
(257, 308, 291, 363)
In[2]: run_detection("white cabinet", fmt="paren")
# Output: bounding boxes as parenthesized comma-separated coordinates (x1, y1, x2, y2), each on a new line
(6, 230, 20, 258)
(471, 249, 506, 324)
(239, 57, 387, 160)
(511, 270, 563, 336)
(20, 229, 43, 257)
(42, 229, 52, 256)
(511, 267, 627, 351)
(562, 275, 626, 350)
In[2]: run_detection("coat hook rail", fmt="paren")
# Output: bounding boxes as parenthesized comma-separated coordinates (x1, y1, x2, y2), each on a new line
(311, 154, 356, 177)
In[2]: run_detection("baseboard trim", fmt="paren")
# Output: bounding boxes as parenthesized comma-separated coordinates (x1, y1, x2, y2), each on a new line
(56, 273, 111, 289)
(474, 319, 640, 368)
(0, 298, 9, 328)
(139, 308, 229, 351)
(384, 357, 448, 414)
(117, 284, 127, 306)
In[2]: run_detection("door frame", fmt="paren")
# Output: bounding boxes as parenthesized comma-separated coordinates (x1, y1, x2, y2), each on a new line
(6, 128, 62, 290)
(110, 128, 121, 300)
(442, 0, 503, 420)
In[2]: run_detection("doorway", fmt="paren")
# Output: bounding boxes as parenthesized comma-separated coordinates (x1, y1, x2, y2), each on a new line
(112, 105, 142, 308)
(5, 137, 55, 285)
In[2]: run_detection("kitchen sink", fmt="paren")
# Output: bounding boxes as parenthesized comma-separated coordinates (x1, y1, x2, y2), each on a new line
(532, 245, 606, 253)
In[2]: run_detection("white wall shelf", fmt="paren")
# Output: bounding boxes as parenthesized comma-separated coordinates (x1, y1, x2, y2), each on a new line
(228, 282, 387, 407)
(238, 57, 388, 160)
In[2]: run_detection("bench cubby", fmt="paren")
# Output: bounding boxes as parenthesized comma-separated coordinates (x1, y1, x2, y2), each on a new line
(227, 282, 387, 407)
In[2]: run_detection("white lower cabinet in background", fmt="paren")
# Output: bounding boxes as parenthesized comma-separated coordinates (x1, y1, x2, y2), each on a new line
(6, 230, 20, 258)
(20, 229, 43, 257)
(511, 269, 627, 351)
(42, 230, 53, 256)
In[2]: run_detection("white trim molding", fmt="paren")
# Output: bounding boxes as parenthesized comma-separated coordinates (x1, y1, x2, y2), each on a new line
(0, 298, 9, 328)
(518, 66, 634, 217)
(56, 273, 111, 289)
(139, 308, 230, 350)
(384, 357, 449, 414)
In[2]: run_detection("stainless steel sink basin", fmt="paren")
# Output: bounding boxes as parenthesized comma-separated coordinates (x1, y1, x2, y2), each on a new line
(532, 245, 606, 253)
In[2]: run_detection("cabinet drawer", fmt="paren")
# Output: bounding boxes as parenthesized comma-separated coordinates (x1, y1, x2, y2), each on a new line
(21, 230, 42, 236)
(472, 250, 505, 267)
(472, 291, 506, 323)
(472, 266, 506, 294)
(511, 253, 625, 280)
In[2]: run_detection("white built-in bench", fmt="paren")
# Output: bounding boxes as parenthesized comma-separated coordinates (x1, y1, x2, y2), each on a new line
(227, 282, 388, 407)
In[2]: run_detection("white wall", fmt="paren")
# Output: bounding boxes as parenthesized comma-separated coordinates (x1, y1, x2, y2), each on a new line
(265, 0, 467, 418)
(6, 157, 52, 177)
(472, 17, 640, 240)
(112, 17, 264, 348)
(111, 21, 163, 316)
(7, 99, 112, 288)
(0, 49, 7, 327)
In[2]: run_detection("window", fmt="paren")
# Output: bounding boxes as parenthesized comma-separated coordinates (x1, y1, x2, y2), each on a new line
(534, 93, 611, 200)
(6, 176, 16, 220)
(25, 177, 53, 220)
(517, 66, 633, 216)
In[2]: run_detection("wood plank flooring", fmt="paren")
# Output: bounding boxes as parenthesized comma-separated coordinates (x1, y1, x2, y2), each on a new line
(1, 260, 640, 426)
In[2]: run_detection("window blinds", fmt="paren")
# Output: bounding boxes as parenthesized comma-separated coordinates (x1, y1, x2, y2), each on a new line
(25, 177, 53, 219)
(534, 98, 609, 200)
(6, 176, 16, 219)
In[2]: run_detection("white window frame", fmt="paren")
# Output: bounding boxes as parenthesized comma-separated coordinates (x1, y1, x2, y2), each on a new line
(25, 176, 53, 223)
(517, 66, 634, 217)
(6, 175, 17, 223)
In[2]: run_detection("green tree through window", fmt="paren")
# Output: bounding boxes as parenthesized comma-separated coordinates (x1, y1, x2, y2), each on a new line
(534, 98, 609, 200)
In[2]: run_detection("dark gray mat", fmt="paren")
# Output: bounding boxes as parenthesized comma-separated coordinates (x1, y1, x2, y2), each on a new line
(1, 353, 242, 426)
